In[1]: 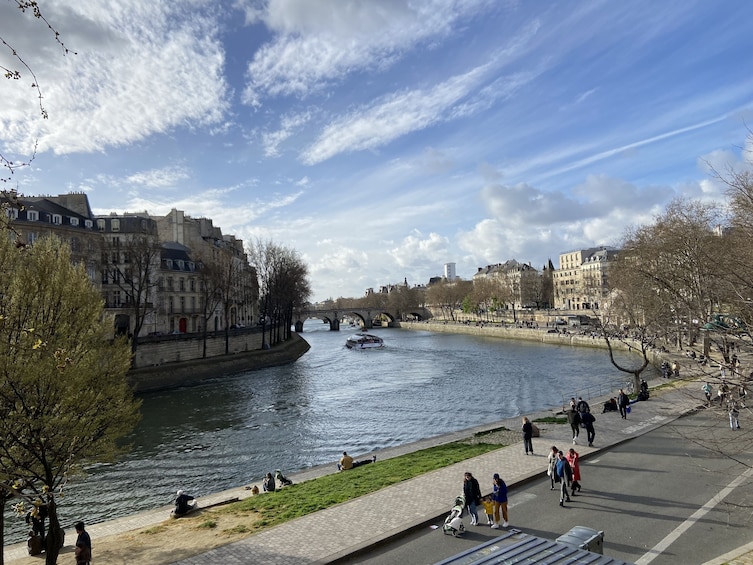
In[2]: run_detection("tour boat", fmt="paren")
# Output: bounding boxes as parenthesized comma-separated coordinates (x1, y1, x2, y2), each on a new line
(345, 333, 384, 349)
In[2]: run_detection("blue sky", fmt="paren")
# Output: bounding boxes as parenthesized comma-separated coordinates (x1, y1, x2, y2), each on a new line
(1, 0, 752, 302)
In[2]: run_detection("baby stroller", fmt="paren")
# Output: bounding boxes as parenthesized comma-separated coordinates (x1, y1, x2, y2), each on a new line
(442, 494, 466, 536)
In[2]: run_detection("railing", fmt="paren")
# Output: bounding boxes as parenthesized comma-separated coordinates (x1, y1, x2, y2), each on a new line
(559, 378, 629, 411)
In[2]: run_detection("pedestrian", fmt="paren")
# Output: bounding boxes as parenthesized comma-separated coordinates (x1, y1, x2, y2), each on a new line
(576, 397, 590, 416)
(702, 382, 713, 404)
(566, 448, 582, 495)
(547, 445, 559, 490)
(480, 495, 495, 525)
(74, 521, 92, 565)
(580, 410, 596, 447)
(738, 384, 747, 408)
(490, 473, 509, 529)
(729, 400, 741, 430)
(555, 451, 573, 506)
(522, 416, 534, 455)
(617, 389, 630, 419)
(463, 472, 482, 526)
(566, 407, 580, 444)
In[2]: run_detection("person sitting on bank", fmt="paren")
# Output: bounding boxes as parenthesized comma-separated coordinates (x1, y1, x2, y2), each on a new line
(262, 472, 276, 492)
(337, 451, 376, 471)
(174, 490, 195, 515)
(602, 398, 618, 412)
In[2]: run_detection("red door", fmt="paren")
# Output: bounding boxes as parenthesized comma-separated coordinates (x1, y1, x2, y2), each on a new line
(179, 318, 187, 333)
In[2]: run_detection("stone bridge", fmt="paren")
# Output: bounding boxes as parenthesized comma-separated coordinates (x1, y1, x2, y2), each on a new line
(294, 306, 433, 331)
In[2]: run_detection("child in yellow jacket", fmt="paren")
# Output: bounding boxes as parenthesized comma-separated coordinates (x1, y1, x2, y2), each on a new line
(481, 495, 495, 526)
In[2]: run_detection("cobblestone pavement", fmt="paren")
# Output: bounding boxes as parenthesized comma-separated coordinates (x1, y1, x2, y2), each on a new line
(5, 374, 752, 564)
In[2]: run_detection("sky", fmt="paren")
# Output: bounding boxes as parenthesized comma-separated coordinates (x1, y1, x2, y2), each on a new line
(1, 0, 752, 302)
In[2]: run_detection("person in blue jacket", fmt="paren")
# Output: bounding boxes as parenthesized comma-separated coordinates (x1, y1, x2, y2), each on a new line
(491, 473, 508, 529)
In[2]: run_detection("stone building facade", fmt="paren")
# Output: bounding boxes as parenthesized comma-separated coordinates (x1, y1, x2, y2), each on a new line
(553, 246, 618, 310)
(4, 193, 258, 338)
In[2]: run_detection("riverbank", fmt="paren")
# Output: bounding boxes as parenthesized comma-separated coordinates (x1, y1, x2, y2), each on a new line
(127, 332, 310, 392)
(3, 375, 706, 565)
(401, 319, 682, 369)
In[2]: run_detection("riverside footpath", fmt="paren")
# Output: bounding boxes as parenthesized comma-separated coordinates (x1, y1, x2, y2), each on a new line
(7, 377, 753, 565)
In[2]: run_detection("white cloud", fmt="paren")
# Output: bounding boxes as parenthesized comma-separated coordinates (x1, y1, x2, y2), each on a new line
(388, 231, 451, 269)
(242, 0, 490, 103)
(0, 1, 230, 156)
(126, 166, 191, 188)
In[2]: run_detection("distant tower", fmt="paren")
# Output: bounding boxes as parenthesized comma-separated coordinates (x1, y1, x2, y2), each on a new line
(444, 262, 456, 281)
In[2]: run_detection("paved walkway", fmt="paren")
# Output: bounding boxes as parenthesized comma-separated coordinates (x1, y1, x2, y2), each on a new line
(4, 377, 750, 564)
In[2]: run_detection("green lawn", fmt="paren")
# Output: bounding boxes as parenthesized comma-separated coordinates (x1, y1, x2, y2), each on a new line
(222, 441, 502, 529)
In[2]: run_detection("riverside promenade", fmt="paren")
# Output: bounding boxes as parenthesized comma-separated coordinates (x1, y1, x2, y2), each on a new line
(7, 377, 753, 564)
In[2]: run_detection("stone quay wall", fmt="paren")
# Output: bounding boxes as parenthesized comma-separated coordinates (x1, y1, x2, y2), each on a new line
(128, 332, 311, 393)
(401, 320, 671, 366)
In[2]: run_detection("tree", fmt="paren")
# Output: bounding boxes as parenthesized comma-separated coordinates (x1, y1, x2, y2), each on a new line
(249, 240, 310, 348)
(0, 231, 140, 565)
(596, 199, 728, 391)
(425, 280, 471, 321)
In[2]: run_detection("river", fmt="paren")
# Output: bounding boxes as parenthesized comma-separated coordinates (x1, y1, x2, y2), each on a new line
(4, 322, 644, 544)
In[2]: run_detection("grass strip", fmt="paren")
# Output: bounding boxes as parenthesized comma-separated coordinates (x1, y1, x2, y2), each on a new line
(220, 441, 502, 530)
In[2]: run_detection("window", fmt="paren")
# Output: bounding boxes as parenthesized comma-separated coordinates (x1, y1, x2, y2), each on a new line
(112, 236, 120, 246)
(113, 290, 122, 307)
(111, 219, 120, 232)
(70, 237, 80, 252)
(167, 278, 174, 291)
(158, 277, 164, 291)
(166, 259, 173, 269)
(102, 271, 109, 284)
(97, 219, 106, 231)
(52, 214, 62, 225)
(179, 278, 185, 291)
(85, 219, 93, 228)
(168, 297, 174, 314)
(190, 279, 195, 292)
(27, 232, 38, 244)
(70, 217, 79, 227)
(6, 207, 18, 219)
(27, 210, 38, 221)
(180, 296, 185, 312)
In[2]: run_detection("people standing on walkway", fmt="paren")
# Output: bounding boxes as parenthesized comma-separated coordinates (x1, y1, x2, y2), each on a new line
(463, 472, 482, 526)
(566, 448, 582, 495)
(522, 416, 534, 455)
(576, 397, 590, 417)
(566, 407, 580, 444)
(480, 495, 495, 525)
(580, 410, 596, 446)
(729, 400, 741, 430)
(617, 389, 630, 419)
(555, 451, 572, 506)
(491, 473, 508, 529)
(547, 445, 559, 490)
(74, 521, 92, 565)
(702, 382, 713, 404)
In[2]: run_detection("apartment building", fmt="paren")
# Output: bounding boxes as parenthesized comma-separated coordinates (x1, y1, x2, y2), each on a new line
(554, 247, 618, 310)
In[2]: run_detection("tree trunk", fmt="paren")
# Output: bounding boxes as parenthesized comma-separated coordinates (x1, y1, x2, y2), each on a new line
(44, 498, 62, 565)
(0, 499, 5, 565)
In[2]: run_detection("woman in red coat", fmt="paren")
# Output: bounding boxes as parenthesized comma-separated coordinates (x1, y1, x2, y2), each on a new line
(566, 448, 581, 495)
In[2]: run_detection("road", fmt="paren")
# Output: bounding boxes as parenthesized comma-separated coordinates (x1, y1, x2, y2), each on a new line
(337, 408, 753, 565)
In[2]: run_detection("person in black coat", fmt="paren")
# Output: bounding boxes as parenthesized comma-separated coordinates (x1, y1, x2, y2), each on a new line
(617, 389, 630, 419)
(580, 411, 596, 446)
(522, 416, 534, 455)
(463, 472, 483, 526)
